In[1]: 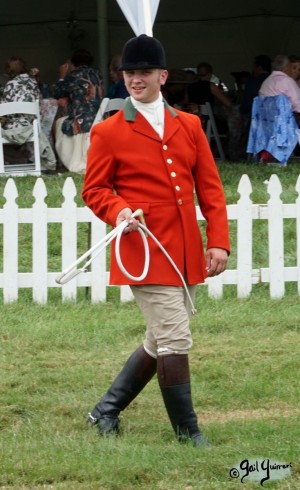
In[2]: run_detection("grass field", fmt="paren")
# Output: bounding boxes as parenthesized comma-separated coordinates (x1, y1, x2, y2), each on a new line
(1, 291, 299, 489)
(0, 162, 300, 489)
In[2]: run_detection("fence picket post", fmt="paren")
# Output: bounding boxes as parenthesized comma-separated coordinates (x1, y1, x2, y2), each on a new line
(3, 179, 19, 302)
(296, 175, 300, 295)
(32, 178, 48, 303)
(120, 285, 134, 302)
(206, 274, 223, 299)
(1, 175, 300, 302)
(237, 174, 253, 297)
(90, 212, 107, 302)
(267, 175, 284, 298)
(61, 177, 78, 301)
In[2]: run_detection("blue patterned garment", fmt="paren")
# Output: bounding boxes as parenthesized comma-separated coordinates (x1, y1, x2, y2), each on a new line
(54, 65, 102, 136)
(247, 94, 299, 164)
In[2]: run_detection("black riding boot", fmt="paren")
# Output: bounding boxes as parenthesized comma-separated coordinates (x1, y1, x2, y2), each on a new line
(157, 354, 211, 448)
(88, 345, 157, 436)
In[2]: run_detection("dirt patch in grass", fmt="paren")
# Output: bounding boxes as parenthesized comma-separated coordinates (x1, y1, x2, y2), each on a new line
(199, 403, 300, 424)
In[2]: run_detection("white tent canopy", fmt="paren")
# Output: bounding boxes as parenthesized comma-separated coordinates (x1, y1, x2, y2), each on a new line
(116, 0, 159, 36)
(1, 0, 300, 89)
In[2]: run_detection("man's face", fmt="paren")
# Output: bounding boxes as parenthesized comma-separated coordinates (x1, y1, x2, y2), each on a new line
(123, 69, 168, 103)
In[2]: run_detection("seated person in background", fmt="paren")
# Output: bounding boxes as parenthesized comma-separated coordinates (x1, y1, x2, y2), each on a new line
(107, 54, 129, 99)
(187, 62, 231, 109)
(248, 55, 300, 164)
(1, 56, 56, 170)
(54, 49, 104, 173)
(29, 67, 53, 99)
(226, 70, 251, 161)
(198, 62, 228, 92)
(187, 61, 232, 158)
(162, 68, 192, 107)
(1, 56, 41, 129)
(288, 54, 300, 86)
(229, 55, 271, 161)
(240, 55, 271, 116)
(231, 70, 251, 105)
(53, 58, 72, 122)
(259, 54, 300, 126)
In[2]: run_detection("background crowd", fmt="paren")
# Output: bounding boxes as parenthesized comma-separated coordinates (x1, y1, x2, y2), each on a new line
(1, 49, 300, 172)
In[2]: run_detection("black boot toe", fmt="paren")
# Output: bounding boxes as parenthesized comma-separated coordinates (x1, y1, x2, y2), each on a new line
(98, 415, 120, 436)
(191, 432, 212, 448)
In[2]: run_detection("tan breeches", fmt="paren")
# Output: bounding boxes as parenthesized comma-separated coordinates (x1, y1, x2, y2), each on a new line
(130, 284, 197, 358)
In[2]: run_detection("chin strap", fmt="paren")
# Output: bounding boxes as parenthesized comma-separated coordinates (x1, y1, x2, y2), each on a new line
(55, 208, 197, 315)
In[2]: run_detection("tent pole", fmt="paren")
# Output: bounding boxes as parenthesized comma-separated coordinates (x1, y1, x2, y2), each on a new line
(97, 0, 109, 94)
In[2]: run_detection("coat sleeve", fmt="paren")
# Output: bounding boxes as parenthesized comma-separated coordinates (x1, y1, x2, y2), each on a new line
(82, 123, 130, 227)
(192, 119, 230, 253)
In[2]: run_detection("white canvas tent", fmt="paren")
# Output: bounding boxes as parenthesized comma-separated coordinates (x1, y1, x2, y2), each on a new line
(1, 0, 300, 90)
(116, 0, 160, 36)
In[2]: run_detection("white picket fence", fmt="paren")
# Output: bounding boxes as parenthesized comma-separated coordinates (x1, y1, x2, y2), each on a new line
(0, 174, 300, 304)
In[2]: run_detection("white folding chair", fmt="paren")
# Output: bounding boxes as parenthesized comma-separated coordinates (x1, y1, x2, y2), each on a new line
(199, 102, 225, 161)
(0, 100, 41, 176)
(92, 97, 109, 125)
(88, 98, 126, 149)
(92, 97, 125, 126)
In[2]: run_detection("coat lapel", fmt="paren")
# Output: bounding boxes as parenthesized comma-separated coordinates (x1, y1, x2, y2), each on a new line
(163, 107, 180, 143)
(123, 96, 180, 142)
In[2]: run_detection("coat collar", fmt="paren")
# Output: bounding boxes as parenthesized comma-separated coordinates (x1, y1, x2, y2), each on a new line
(123, 96, 178, 121)
(122, 96, 179, 142)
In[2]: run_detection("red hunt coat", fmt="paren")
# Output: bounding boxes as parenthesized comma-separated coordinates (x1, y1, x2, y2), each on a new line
(82, 97, 230, 286)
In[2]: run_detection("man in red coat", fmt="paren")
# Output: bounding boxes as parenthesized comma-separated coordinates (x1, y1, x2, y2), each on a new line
(82, 34, 230, 448)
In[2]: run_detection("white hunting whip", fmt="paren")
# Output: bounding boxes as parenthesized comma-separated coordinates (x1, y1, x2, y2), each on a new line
(55, 208, 196, 314)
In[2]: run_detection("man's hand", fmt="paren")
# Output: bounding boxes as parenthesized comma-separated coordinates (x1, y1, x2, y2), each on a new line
(205, 248, 228, 277)
(116, 208, 140, 234)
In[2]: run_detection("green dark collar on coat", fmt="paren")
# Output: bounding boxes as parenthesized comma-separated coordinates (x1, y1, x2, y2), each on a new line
(123, 96, 178, 121)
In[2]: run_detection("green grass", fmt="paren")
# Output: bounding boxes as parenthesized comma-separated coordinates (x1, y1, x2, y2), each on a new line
(0, 290, 299, 489)
(1, 160, 300, 206)
(218, 160, 300, 204)
(0, 163, 300, 488)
